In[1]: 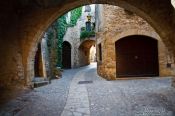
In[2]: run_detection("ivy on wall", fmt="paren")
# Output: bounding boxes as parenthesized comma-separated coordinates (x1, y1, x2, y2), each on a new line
(47, 27, 58, 78)
(80, 30, 95, 40)
(47, 7, 82, 68)
(69, 7, 82, 27)
(55, 15, 68, 67)
(80, 23, 96, 40)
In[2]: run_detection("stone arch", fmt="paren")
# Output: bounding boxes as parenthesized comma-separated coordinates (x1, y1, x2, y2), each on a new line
(63, 40, 72, 49)
(79, 39, 96, 49)
(18, 0, 175, 86)
(113, 30, 175, 77)
(78, 39, 96, 66)
(112, 29, 161, 43)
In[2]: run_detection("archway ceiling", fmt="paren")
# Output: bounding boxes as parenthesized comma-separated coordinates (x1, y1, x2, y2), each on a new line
(79, 40, 95, 49)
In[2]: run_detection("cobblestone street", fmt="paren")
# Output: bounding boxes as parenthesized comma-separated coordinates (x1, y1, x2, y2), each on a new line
(1, 63, 175, 116)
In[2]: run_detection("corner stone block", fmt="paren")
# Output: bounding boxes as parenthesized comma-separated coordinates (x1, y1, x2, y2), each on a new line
(172, 78, 175, 87)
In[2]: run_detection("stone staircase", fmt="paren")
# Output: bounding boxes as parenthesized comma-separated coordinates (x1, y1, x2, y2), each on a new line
(32, 77, 49, 88)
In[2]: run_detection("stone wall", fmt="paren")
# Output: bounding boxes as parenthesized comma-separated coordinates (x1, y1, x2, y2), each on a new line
(0, 0, 174, 89)
(63, 6, 96, 68)
(32, 33, 51, 81)
(63, 20, 95, 68)
(63, 19, 81, 68)
(96, 5, 175, 80)
(40, 33, 51, 78)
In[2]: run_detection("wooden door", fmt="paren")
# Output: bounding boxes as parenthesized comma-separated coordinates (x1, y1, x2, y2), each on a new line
(62, 42, 71, 69)
(115, 35, 159, 77)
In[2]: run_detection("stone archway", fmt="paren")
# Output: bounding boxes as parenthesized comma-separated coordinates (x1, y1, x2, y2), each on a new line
(62, 41, 72, 69)
(79, 39, 95, 66)
(111, 29, 175, 77)
(115, 35, 159, 77)
(0, 0, 174, 87)
(23, 1, 175, 86)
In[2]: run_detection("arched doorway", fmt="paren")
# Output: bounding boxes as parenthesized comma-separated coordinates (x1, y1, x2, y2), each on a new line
(79, 39, 96, 67)
(62, 41, 71, 69)
(115, 35, 159, 77)
(34, 43, 44, 77)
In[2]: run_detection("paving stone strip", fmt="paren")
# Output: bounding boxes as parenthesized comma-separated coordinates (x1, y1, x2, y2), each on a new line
(61, 68, 90, 116)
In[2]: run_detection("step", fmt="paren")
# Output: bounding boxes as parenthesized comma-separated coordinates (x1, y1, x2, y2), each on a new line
(32, 77, 48, 82)
(32, 77, 49, 88)
(33, 81, 49, 88)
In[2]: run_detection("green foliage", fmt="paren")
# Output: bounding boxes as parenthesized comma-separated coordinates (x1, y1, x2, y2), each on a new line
(47, 7, 82, 68)
(69, 7, 82, 27)
(47, 28, 54, 52)
(55, 15, 68, 67)
(81, 27, 86, 31)
(55, 7, 82, 67)
(80, 30, 95, 40)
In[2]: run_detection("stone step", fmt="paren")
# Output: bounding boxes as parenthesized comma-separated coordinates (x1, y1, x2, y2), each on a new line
(33, 81, 49, 88)
(32, 77, 49, 88)
(32, 77, 49, 82)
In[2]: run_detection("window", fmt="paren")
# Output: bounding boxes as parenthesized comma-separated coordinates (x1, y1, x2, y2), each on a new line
(98, 43, 102, 61)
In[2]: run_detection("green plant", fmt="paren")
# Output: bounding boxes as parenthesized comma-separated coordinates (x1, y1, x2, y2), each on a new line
(69, 7, 82, 27)
(55, 15, 68, 67)
(81, 27, 86, 31)
(47, 7, 82, 68)
(80, 30, 95, 40)
(47, 29, 52, 52)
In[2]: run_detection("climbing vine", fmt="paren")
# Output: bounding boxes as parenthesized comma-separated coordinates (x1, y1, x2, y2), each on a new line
(55, 15, 68, 67)
(69, 7, 82, 27)
(80, 30, 95, 40)
(47, 29, 54, 53)
(47, 7, 82, 68)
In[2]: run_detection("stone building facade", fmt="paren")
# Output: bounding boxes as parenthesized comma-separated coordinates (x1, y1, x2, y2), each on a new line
(33, 5, 96, 79)
(62, 5, 96, 68)
(96, 5, 175, 80)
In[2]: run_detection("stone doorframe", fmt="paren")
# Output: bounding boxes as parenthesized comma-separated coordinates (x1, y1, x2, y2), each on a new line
(112, 30, 175, 77)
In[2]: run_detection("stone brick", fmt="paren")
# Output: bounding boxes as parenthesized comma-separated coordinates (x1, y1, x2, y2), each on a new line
(96, 5, 175, 80)
(0, 0, 174, 89)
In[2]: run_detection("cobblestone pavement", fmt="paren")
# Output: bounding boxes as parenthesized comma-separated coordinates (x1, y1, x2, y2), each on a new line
(61, 67, 90, 116)
(1, 63, 175, 116)
(85, 65, 175, 116)
(0, 68, 78, 116)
